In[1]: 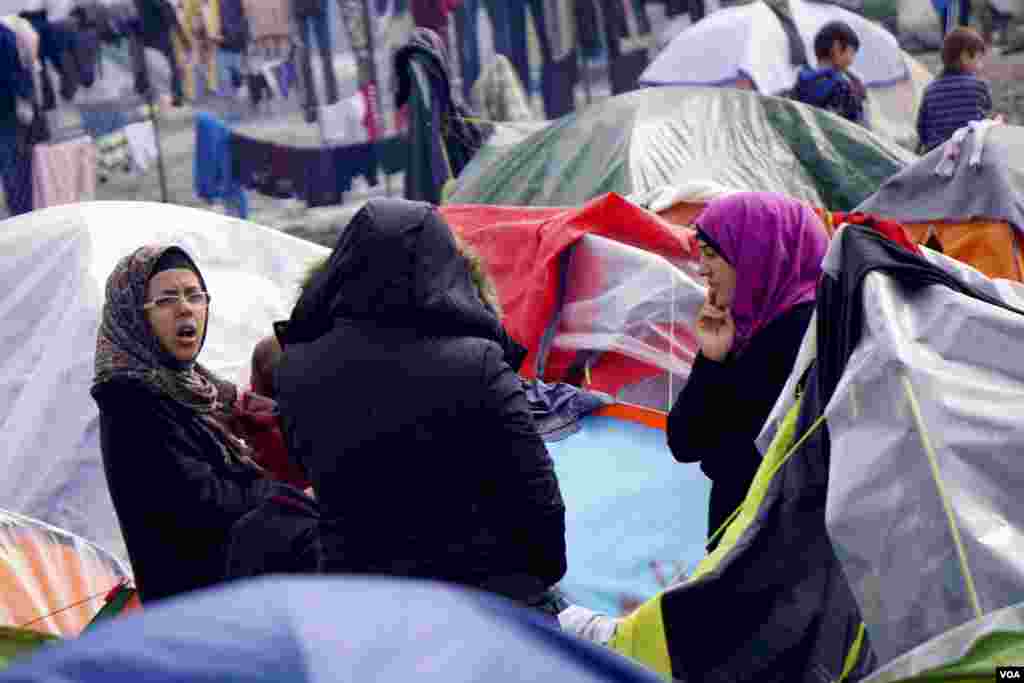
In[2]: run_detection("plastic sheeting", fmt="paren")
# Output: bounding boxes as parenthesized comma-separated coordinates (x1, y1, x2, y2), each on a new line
(553, 233, 705, 412)
(857, 124, 1024, 232)
(0, 508, 131, 637)
(641, 0, 908, 94)
(442, 195, 705, 412)
(821, 238, 1024, 665)
(0, 202, 330, 563)
(547, 415, 711, 617)
(449, 87, 914, 210)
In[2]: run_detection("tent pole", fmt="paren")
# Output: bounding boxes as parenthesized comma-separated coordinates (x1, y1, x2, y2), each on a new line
(141, 49, 170, 204)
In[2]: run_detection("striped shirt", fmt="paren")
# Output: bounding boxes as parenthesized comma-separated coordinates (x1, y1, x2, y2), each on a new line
(916, 72, 993, 152)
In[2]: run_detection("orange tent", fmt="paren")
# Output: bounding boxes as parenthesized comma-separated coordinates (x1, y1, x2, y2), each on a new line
(0, 510, 138, 637)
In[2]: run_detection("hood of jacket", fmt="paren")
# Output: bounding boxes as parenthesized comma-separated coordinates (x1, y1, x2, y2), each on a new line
(284, 198, 527, 370)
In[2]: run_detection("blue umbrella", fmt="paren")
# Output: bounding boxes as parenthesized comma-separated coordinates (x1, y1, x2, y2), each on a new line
(0, 576, 660, 683)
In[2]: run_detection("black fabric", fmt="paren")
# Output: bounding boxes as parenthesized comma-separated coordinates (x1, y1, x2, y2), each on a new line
(694, 227, 729, 265)
(275, 199, 563, 604)
(151, 249, 199, 277)
(224, 489, 321, 579)
(661, 364, 878, 682)
(394, 29, 486, 203)
(231, 134, 381, 208)
(575, 0, 602, 55)
(667, 301, 814, 550)
(217, 0, 250, 51)
(67, 24, 101, 88)
(0, 124, 34, 216)
(598, 0, 653, 95)
(20, 10, 80, 107)
(816, 225, 1024, 408)
(133, 0, 177, 40)
(292, 0, 326, 17)
(92, 379, 293, 603)
(0, 24, 32, 140)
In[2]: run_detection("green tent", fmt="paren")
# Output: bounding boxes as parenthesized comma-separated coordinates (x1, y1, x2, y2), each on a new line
(449, 86, 916, 211)
(0, 627, 58, 671)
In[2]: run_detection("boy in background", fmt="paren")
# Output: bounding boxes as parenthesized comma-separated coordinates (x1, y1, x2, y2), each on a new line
(916, 27, 995, 153)
(791, 22, 868, 127)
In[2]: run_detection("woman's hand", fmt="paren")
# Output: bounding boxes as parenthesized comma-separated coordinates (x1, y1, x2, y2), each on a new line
(696, 294, 735, 362)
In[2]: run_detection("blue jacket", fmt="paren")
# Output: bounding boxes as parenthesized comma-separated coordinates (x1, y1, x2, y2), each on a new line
(792, 66, 867, 126)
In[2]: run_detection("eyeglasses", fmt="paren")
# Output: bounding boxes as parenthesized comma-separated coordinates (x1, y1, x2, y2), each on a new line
(143, 291, 211, 311)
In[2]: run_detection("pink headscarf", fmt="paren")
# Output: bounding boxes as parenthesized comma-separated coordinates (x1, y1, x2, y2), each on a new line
(695, 192, 829, 347)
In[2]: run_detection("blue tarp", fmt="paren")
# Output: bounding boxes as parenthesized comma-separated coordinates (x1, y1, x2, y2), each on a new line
(0, 576, 662, 683)
(549, 415, 711, 616)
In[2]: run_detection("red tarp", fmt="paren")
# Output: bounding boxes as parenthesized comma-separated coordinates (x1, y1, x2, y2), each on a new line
(441, 193, 699, 385)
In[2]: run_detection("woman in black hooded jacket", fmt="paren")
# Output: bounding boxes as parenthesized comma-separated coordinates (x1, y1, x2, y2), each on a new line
(275, 198, 568, 605)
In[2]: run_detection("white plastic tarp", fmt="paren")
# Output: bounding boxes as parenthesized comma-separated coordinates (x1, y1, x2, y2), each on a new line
(0, 202, 330, 562)
(641, 0, 908, 94)
(552, 233, 705, 412)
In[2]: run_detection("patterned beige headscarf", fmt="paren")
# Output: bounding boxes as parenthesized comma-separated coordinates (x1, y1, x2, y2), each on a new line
(92, 245, 261, 471)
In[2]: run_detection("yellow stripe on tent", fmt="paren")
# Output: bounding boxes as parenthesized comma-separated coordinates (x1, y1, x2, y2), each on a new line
(609, 594, 673, 680)
(606, 398, 807, 679)
(691, 396, 806, 583)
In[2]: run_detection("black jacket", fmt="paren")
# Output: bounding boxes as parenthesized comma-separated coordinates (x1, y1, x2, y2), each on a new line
(275, 199, 567, 601)
(93, 379, 287, 603)
(667, 301, 814, 547)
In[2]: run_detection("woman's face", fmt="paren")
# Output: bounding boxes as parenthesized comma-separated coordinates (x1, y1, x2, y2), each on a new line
(144, 268, 208, 363)
(697, 239, 737, 309)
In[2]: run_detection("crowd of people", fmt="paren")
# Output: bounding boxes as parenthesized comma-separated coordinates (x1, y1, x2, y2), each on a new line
(88, 188, 833, 644)
(76, 1, 1015, 670)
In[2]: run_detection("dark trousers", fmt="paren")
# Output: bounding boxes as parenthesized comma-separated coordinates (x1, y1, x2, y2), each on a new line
(296, 8, 339, 116)
(455, 0, 577, 119)
(1, 126, 34, 217)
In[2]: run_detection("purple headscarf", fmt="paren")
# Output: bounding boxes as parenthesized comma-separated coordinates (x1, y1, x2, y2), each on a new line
(695, 192, 829, 347)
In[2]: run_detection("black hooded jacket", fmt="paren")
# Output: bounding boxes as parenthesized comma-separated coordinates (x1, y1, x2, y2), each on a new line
(275, 199, 567, 601)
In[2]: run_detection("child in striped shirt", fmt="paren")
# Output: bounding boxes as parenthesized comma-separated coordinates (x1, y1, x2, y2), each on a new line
(915, 27, 997, 153)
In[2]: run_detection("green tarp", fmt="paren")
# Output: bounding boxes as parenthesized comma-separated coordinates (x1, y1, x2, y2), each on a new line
(450, 86, 916, 210)
(0, 627, 58, 671)
(865, 603, 1024, 683)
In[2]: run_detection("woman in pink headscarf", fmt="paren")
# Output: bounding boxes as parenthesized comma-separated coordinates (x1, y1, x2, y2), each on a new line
(667, 192, 829, 552)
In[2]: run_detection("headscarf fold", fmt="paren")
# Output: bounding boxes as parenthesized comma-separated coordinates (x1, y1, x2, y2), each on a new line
(695, 192, 829, 348)
(92, 245, 261, 471)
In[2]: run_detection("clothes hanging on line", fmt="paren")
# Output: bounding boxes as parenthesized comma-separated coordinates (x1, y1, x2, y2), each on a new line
(123, 119, 158, 171)
(318, 91, 369, 144)
(193, 111, 248, 217)
(31, 136, 97, 209)
(231, 134, 403, 207)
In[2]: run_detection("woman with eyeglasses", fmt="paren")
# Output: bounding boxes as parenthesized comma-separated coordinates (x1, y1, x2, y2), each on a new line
(90, 246, 310, 603)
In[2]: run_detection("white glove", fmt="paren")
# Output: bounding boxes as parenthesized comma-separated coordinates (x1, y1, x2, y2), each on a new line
(557, 604, 619, 645)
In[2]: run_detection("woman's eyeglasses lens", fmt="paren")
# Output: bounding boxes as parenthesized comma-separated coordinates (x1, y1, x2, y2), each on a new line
(149, 292, 210, 309)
